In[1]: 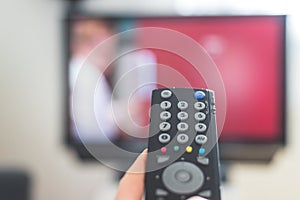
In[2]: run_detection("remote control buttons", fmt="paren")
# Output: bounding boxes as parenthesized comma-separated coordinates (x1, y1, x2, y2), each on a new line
(160, 101, 171, 110)
(198, 190, 212, 198)
(199, 148, 206, 155)
(194, 91, 206, 100)
(157, 155, 170, 164)
(177, 101, 188, 110)
(177, 134, 189, 144)
(177, 111, 188, 120)
(162, 162, 205, 194)
(195, 123, 207, 132)
(195, 135, 208, 145)
(177, 122, 188, 131)
(175, 170, 191, 183)
(160, 111, 171, 120)
(159, 133, 171, 143)
(194, 102, 206, 111)
(186, 146, 193, 153)
(197, 157, 209, 165)
(161, 90, 172, 98)
(173, 146, 180, 152)
(195, 112, 206, 121)
(161, 147, 167, 153)
(160, 122, 171, 131)
(155, 188, 169, 197)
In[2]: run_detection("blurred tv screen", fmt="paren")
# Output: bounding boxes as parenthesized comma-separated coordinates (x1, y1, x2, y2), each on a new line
(66, 15, 286, 156)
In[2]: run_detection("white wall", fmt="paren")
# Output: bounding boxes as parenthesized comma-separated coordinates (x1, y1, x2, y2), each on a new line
(0, 1, 300, 200)
(0, 1, 118, 200)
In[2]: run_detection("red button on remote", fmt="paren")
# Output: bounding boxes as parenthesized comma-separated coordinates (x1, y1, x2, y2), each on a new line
(161, 147, 167, 153)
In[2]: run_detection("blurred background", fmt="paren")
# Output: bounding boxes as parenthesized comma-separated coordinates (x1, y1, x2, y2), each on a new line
(1, 0, 300, 200)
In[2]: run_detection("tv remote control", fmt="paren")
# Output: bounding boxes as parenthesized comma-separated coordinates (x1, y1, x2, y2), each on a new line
(145, 88, 221, 200)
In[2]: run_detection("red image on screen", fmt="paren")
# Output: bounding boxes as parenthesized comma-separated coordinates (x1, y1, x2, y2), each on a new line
(135, 16, 284, 141)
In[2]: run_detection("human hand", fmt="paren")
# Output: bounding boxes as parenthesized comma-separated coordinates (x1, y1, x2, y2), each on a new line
(114, 149, 207, 200)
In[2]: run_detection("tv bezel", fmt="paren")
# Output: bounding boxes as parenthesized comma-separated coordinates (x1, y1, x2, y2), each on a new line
(63, 10, 287, 163)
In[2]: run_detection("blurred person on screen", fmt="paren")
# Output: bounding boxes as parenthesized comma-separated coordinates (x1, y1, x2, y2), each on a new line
(69, 19, 155, 143)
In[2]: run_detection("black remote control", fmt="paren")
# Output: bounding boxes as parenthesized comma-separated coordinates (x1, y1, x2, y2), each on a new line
(145, 88, 221, 200)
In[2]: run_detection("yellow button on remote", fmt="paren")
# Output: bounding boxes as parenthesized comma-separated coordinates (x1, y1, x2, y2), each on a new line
(186, 146, 193, 153)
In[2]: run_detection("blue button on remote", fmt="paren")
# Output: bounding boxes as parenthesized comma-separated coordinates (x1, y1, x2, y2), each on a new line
(199, 148, 206, 155)
(194, 91, 206, 100)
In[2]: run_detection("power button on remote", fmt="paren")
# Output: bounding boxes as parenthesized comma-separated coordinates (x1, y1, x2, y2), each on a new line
(194, 91, 206, 100)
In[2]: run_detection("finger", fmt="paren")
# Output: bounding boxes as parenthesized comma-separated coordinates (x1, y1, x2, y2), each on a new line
(187, 196, 208, 200)
(127, 148, 148, 174)
(115, 149, 148, 200)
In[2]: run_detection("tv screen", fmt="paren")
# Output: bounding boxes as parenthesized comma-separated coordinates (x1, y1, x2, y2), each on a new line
(65, 14, 286, 163)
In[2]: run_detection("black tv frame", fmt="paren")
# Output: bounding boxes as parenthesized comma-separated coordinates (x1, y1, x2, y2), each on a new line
(63, 6, 287, 163)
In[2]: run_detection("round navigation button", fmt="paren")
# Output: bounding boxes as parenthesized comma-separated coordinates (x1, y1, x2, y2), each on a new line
(177, 101, 188, 110)
(161, 90, 172, 98)
(162, 161, 205, 194)
(160, 101, 171, 110)
(194, 91, 206, 100)
(159, 133, 171, 143)
(194, 102, 206, 111)
(175, 170, 191, 183)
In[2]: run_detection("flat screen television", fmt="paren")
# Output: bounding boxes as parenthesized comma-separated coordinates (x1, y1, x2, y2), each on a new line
(64, 11, 286, 165)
